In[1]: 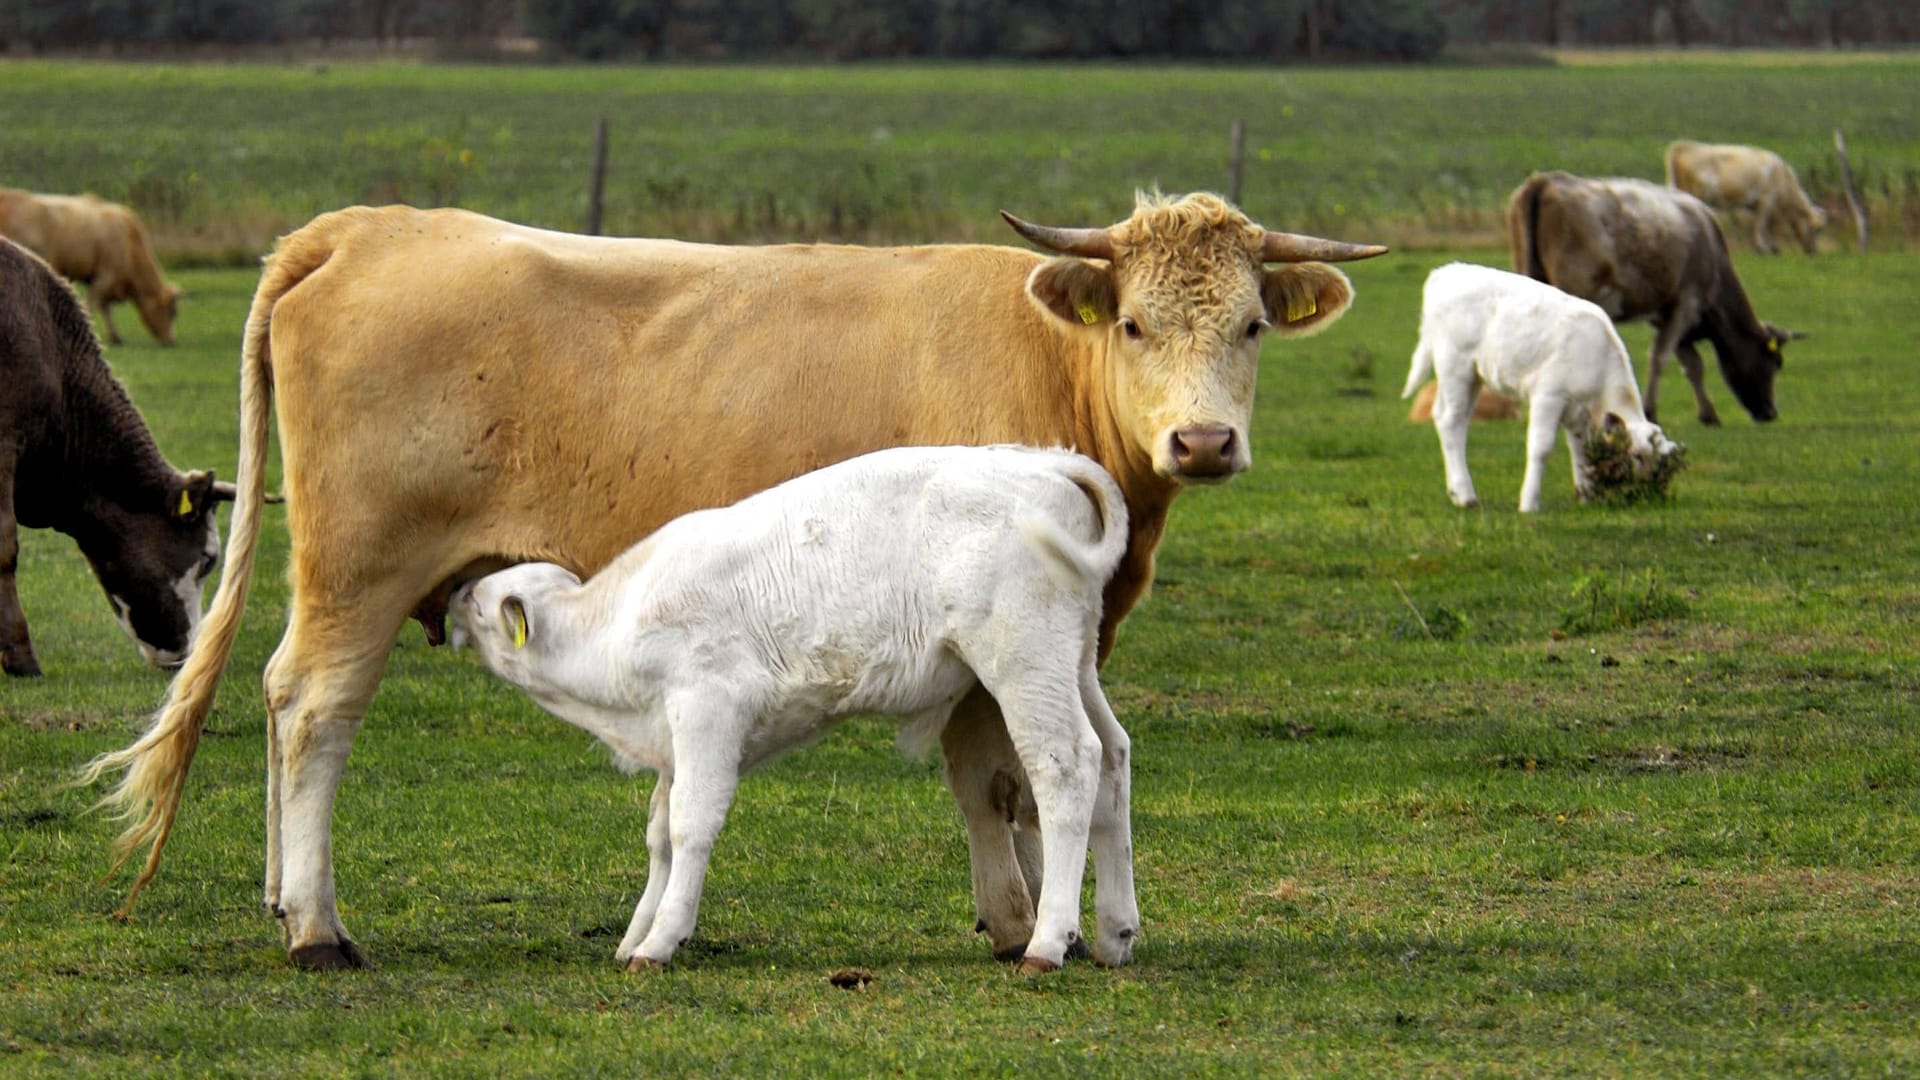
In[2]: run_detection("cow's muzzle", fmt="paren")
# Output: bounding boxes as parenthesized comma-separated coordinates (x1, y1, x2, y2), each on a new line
(1168, 426, 1241, 481)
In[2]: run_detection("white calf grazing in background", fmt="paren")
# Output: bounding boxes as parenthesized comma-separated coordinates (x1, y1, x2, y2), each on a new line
(450, 445, 1137, 974)
(1403, 263, 1680, 513)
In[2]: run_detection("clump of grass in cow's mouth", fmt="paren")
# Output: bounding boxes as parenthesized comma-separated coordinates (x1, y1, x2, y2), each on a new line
(1584, 427, 1688, 506)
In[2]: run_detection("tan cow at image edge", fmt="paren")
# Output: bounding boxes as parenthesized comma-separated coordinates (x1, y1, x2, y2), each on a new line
(84, 194, 1386, 971)
(0, 189, 183, 346)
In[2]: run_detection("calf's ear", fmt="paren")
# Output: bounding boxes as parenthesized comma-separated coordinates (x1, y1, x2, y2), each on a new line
(502, 597, 530, 649)
(1026, 257, 1117, 328)
(1262, 264, 1354, 338)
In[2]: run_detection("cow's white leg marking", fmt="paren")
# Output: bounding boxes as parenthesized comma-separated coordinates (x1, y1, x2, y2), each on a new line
(941, 689, 1037, 960)
(1082, 660, 1139, 968)
(615, 773, 675, 966)
(1518, 393, 1566, 513)
(629, 694, 743, 969)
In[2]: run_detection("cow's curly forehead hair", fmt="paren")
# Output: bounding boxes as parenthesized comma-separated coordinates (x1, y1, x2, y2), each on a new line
(1108, 191, 1266, 326)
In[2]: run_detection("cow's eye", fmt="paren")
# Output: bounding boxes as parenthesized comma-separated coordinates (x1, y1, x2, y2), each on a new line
(1120, 318, 1142, 339)
(1246, 320, 1264, 340)
(198, 554, 218, 577)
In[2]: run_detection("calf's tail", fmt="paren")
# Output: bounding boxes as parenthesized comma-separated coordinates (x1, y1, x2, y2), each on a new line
(76, 223, 329, 914)
(1401, 339, 1434, 401)
(1018, 455, 1130, 593)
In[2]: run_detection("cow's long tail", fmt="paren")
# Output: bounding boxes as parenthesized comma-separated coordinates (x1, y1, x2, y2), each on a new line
(1507, 173, 1551, 282)
(77, 228, 326, 914)
(1018, 454, 1130, 595)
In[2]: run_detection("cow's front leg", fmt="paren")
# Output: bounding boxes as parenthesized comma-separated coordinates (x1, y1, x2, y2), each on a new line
(1642, 318, 1692, 425)
(941, 687, 1038, 961)
(0, 474, 41, 677)
(87, 286, 125, 346)
(615, 772, 674, 967)
(1674, 341, 1721, 426)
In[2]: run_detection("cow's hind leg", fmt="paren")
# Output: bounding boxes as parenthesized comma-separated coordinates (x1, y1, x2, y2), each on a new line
(941, 688, 1038, 961)
(263, 593, 411, 970)
(614, 772, 674, 967)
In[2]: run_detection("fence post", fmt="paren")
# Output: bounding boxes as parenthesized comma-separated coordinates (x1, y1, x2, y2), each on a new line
(586, 117, 609, 236)
(1832, 127, 1868, 254)
(1228, 119, 1246, 207)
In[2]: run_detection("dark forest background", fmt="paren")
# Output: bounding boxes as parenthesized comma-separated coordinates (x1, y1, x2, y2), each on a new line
(1, 1, 1915, 62)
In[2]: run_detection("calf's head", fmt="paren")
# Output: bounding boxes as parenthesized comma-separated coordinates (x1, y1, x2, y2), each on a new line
(83, 470, 230, 668)
(1004, 192, 1385, 484)
(450, 562, 584, 694)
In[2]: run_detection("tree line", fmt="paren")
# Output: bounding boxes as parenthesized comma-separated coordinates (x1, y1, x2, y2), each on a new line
(0, 0, 1912, 60)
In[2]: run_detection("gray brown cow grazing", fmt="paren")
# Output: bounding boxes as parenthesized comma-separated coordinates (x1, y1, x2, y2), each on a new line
(1507, 171, 1801, 426)
(0, 238, 229, 677)
(85, 193, 1386, 972)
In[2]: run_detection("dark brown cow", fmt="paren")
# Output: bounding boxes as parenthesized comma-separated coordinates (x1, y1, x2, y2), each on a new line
(0, 238, 230, 676)
(1507, 171, 1800, 426)
(87, 194, 1387, 971)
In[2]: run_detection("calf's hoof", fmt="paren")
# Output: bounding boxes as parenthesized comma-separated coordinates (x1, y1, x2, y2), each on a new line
(624, 955, 669, 973)
(1017, 955, 1062, 976)
(290, 940, 368, 971)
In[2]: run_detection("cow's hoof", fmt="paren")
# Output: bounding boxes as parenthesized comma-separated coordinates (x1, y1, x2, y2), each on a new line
(1017, 955, 1062, 976)
(2, 655, 42, 677)
(1699, 414, 1722, 427)
(290, 940, 367, 971)
(624, 955, 668, 973)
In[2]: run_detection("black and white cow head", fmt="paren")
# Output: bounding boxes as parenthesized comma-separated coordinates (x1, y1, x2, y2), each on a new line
(81, 469, 230, 669)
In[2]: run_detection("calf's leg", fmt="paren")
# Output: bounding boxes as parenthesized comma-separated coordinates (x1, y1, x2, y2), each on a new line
(628, 695, 744, 969)
(1430, 362, 1480, 508)
(1518, 395, 1567, 513)
(1082, 661, 1139, 968)
(615, 774, 675, 966)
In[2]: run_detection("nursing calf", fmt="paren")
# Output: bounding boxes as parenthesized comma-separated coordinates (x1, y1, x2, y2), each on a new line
(1404, 263, 1679, 513)
(450, 445, 1138, 974)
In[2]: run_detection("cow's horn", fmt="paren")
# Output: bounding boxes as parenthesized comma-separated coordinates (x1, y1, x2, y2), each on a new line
(210, 481, 285, 505)
(1262, 231, 1390, 263)
(1000, 211, 1115, 260)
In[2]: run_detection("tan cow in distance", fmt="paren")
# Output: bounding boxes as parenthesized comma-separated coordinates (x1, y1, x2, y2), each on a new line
(0, 188, 183, 345)
(86, 194, 1387, 972)
(1404, 379, 1518, 423)
(1664, 140, 1827, 255)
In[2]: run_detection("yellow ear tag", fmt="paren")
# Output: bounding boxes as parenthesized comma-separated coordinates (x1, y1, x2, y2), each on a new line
(1285, 291, 1318, 323)
(1766, 338, 1778, 352)
(176, 490, 194, 517)
(510, 605, 528, 649)
(1075, 301, 1100, 326)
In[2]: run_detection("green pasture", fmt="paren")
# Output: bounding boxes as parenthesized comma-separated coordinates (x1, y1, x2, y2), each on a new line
(3, 228, 1917, 1074)
(1, 54, 1919, 260)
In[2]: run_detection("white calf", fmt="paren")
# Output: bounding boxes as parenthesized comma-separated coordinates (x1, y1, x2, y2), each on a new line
(449, 444, 1138, 974)
(1403, 263, 1680, 513)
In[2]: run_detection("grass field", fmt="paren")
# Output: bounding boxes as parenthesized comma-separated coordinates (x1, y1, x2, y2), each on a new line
(1, 55, 1919, 260)
(4, 58, 1920, 1077)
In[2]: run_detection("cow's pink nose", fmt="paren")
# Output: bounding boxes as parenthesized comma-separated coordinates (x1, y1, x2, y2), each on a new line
(1169, 426, 1237, 478)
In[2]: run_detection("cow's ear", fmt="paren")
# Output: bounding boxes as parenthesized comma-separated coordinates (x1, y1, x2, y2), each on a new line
(1026, 257, 1116, 329)
(1601, 412, 1627, 436)
(175, 470, 217, 522)
(501, 596, 530, 649)
(1262, 264, 1354, 338)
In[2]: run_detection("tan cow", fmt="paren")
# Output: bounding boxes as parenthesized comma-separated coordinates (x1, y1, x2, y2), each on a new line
(86, 194, 1386, 971)
(1404, 380, 1518, 423)
(1664, 140, 1827, 255)
(0, 188, 183, 346)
